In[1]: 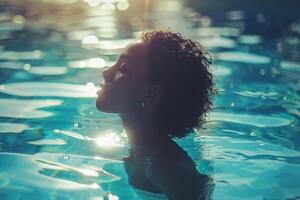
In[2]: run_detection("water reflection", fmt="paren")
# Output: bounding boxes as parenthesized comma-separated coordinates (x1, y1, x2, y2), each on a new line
(54, 129, 87, 140)
(212, 65, 232, 77)
(0, 82, 98, 97)
(216, 51, 271, 64)
(0, 98, 62, 118)
(234, 90, 281, 100)
(280, 60, 300, 72)
(238, 35, 262, 45)
(198, 37, 237, 49)
(195, 27, 240, 37)
(68, 57, 106, 69)
(0, 152, 121, 199)
(124, 143, 214, 199)
(210, 112, 293, 128)
(0, 62, 23, 69)
(0, 122, 30, 133)
(0, 22, 23, 32)
(27, 66, 68, 75)
(27, 138, 66, 146)
(0, 50, 44, 60)
(82, 35, 99, 44)
(93, 38, 135, 50)
(193, 135, 300, 199)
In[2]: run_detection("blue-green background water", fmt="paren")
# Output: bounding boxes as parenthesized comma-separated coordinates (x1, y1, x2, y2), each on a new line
(0, 0, 300, 199)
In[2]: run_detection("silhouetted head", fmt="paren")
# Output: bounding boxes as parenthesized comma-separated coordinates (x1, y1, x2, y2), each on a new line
(96, 30, 217, 138)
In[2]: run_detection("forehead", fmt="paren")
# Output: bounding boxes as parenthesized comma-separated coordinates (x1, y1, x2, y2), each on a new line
(123, 40, 146, 55)
(121, 40, 148, 75)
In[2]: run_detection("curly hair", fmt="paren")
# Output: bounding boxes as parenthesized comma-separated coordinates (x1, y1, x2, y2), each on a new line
(141, 30, 217, 138)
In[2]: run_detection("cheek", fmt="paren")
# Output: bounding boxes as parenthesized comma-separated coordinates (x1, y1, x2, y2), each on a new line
(114, 82, 142, 106)
(99, 80, 142, 111)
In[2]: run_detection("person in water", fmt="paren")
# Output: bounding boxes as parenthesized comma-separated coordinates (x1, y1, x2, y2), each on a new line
(96, 30, 216, 200)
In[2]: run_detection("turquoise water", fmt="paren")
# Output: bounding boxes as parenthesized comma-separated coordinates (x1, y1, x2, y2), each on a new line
(0, 0, 300, 199)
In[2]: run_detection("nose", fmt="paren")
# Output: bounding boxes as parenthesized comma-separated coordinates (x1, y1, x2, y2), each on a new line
(102, 66, 114, 83)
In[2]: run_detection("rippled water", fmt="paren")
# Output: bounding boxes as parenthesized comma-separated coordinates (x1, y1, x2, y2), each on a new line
(0, 0, 300, 199)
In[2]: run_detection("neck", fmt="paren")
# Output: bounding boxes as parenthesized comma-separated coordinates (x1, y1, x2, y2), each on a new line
(119, 113, 172, 154)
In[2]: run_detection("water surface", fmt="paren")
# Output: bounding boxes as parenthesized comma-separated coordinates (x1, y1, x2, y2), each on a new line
(0, 0, 299, 199)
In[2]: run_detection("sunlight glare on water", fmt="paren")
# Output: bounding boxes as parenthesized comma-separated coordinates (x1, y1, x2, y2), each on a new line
(94, 131, 125, 149)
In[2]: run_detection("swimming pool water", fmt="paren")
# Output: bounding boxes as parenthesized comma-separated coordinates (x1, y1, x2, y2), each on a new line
(0, 0, 300, 199)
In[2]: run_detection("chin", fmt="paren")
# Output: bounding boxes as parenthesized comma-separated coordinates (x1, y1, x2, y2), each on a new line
(96, 97, 109, 112)
(96, 96, 118, 113)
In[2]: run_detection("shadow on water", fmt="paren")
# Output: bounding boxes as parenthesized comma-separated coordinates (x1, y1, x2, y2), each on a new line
(124, 141, 215, 200)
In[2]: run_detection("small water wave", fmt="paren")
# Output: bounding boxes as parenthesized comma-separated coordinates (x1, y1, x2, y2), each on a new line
(84, 38, 135, 55)
(27, 66, 68, 75)
(0, 98, 63, 119)
(209, 112, 293, 127)
(238, 35, 262, 45)
(0, 50, 44, 60)
(0, 152, 122, 199)
(280, 61, 300, 72)
(212, 65, 232, 77)
(0, 82, 98, 98)
(198, 37, 237, 49)
(26, 138, 66, 146)
(215, 51, 271, 64)
(0, 122, 31, 133)
(195, 27, 241, 37)
(68, 57, 107, 69)
(234, 90, 281, 100)
(0, 62, 23, 69)
(194, 135, 300, 199)
(194, 135, 300, 159)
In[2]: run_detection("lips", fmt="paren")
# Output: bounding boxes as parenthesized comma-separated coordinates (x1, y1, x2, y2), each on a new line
(97, 89, 102, 96)
(100, 82, 112, 89)
(97, 82, 111, 96)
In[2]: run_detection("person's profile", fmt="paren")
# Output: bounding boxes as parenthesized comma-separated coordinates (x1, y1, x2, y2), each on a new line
(96, 30, 217, 199)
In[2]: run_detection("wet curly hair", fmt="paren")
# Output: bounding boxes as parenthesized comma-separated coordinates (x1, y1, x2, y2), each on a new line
(142, 30, 217, 138)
